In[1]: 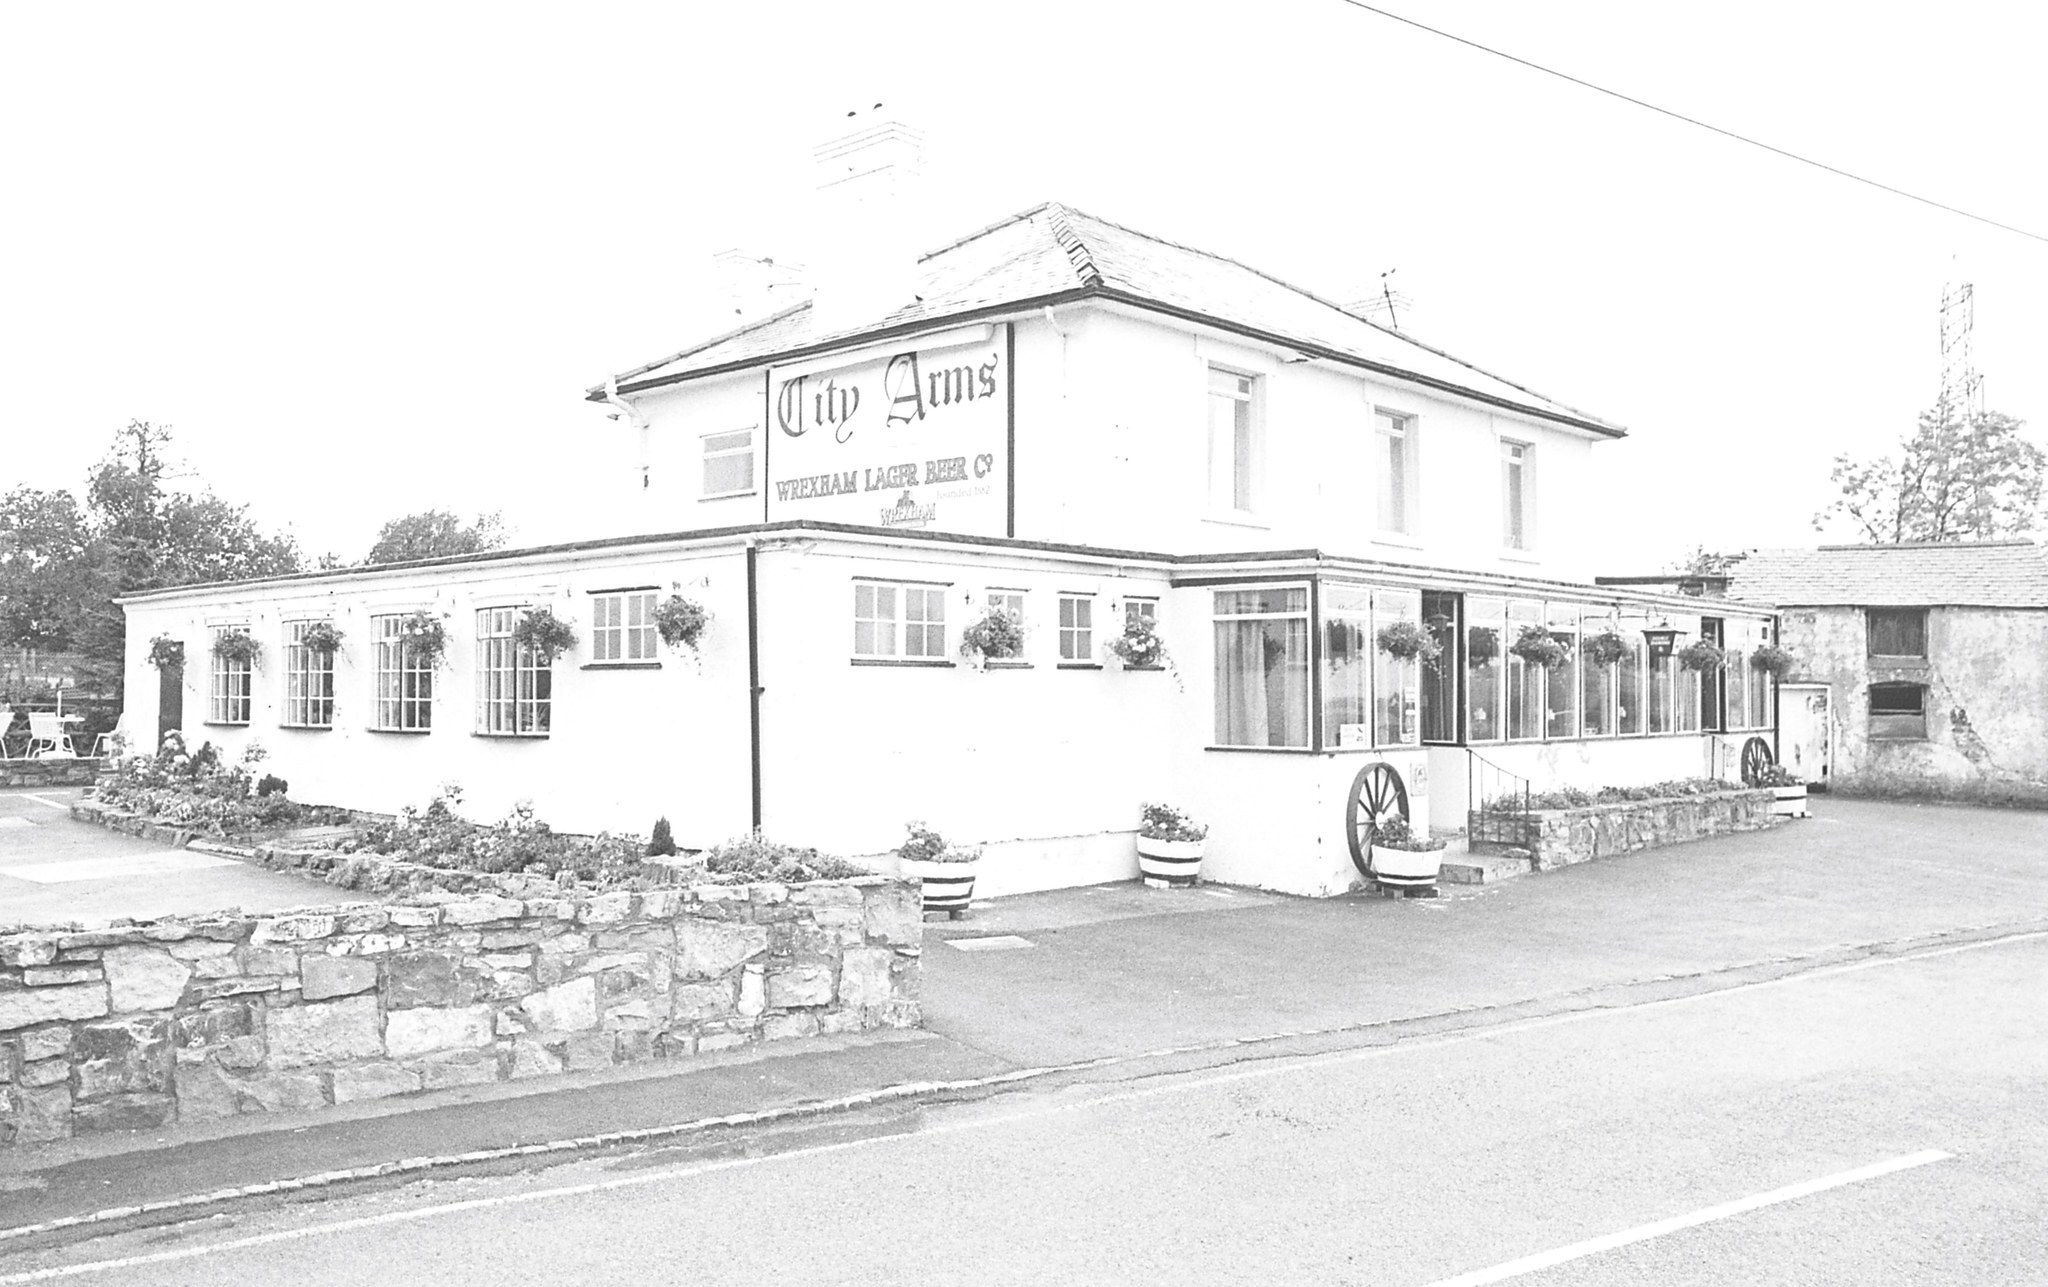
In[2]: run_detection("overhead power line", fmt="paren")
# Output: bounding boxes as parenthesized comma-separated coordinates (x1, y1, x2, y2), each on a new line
(1336, 0, 2048, 246)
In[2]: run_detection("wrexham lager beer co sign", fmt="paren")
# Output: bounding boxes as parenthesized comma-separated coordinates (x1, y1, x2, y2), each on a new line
(766, 325, 1009, 536)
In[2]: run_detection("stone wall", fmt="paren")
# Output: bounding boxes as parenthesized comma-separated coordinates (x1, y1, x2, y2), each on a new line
(0, 759, 102, 790)
(0, 879, 922, 1149)
(1519, 788, 1776, 869)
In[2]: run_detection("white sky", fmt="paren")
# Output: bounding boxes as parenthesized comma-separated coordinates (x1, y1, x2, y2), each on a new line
(4, 0, 2044, 570)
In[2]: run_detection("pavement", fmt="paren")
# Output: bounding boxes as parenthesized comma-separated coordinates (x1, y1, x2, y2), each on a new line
(0, 788, 363, 926)
(3, 793, 2046, 1246)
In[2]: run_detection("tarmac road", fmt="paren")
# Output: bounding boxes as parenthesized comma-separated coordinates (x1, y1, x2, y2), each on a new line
(5, 922, 2041, 1285)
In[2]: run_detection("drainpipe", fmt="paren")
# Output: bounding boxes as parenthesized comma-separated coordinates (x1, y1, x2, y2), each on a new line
(746, 539, 763, 832)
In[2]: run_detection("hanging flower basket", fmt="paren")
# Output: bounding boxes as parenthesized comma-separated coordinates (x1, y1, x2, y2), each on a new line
(212, 629, 261, 667)
(298, 621, 345, 655)
(398, 611, 448, 669)
(145, 635, 185, 670)
(1107, 616, 1167, 668)
(655, 595, 710, 652)
(958, 607, 1025, 662)
(1508, 624, 1569, 668)
(513, 606, 578, 664)
(1374, 620, 1442, 665)
(1466, 626, 1500, 669)
(1749, 643, 1795, 679)
(1676, 639, 1727, 672)
(1582, 630, 1630, 668)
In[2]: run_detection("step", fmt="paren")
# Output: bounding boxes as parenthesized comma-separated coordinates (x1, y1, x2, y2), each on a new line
(1440, 849, 1535, 885)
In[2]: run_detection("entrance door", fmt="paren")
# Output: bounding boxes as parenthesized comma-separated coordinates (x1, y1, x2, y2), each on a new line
(157, 662, 183, 749)
(1778, 683, 1832, 791)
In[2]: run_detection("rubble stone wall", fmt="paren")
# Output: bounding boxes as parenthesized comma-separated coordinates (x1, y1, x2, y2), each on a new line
(0, 878, 923, 1149)
(1526, 788, 1777, 869)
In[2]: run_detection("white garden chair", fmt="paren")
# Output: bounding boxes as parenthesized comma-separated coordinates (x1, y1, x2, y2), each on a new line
(89, 712, 128, 759)
(26, 711, 77, 759)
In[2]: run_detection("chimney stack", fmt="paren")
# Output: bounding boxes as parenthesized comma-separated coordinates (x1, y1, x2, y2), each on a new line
(806, 104, 926, 337)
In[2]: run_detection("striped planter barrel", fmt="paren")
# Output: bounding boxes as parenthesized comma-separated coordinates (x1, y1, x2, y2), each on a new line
(901, 859, 979, 916)
(1369, 844, 1444, 891)
(1770, 785, 1810, 818)
(1135, 836, 1205, 888)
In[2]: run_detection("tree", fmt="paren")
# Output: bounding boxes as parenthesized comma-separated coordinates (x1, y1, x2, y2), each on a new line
(1815, 408, 2045, 543)
(365, 510, 507, 564)
(0, 420, 303, 694)
(1669, 546, 1747, 577)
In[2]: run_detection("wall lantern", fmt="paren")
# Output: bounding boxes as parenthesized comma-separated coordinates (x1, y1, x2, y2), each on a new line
(1642, 621, 1681, 659)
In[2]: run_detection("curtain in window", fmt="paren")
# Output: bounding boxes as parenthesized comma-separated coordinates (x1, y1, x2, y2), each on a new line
(1214, 599, 1308, 748)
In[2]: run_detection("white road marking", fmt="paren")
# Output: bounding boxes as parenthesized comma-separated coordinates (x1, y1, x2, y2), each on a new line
(22, 794, 71, 810)
(0, 929, 2037, 1282)
(1417, 1149, 1954, 1286)
(0, 851, 238, 884)
(0, 817, 35, 829)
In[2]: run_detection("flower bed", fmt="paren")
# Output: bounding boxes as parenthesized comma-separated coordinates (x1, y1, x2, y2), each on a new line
(1470, 781, 1777, 870)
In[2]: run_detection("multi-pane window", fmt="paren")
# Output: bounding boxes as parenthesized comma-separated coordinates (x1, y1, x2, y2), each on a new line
(591, 591, 658, 663)
(1375, 410, 1414, 534)
(1867, 609, 1927, 659)
(1213, 588, 1309, 748)
(373, 614, 433, 732)
(1125, 598, 1157, 629)
(283, 621, 337, 728)
(1869, 682, 1927, 740)
(853, 582, 946, 659)
(1545, 604, 1579, 739)
(988, 590, 1026, 623)
(1505, 602, 1546, 740)
(1207, 368, 1258, 513)
(476, 607, 551, 735)
(1058, 595, 1094, 661)
(1466, 597, 1505, 743)
(1323, 586, 1424, 748)
(1581, 618, 1616, 737)
(1420, 592, 1458, 743)
(1501, 440, 1531, 550)
(209, 626, 252, 725)
(702, 430, 756, 497)
(1614, 617, 1646, 736)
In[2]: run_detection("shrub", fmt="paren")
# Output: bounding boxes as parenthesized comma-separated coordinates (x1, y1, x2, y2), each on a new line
(256, 774, 289, 798)
(1138, 802, 1207, 843)
(1369, 817, 1445, 852)
(647, 816, 677, 857)
(701, 832, 867, 883)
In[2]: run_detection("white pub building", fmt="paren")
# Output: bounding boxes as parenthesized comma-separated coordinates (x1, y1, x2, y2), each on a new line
(121, 125, 1777, 897)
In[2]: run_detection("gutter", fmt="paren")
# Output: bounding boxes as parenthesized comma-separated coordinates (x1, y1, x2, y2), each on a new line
(746, 540, 763, 831)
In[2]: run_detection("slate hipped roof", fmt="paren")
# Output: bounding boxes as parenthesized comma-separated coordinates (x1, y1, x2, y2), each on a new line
(593, 202, 1625, 439)
(1726, 541, 2048, 609)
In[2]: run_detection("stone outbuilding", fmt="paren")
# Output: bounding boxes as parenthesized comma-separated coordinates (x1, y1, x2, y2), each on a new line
(1725, 541, 2048, 804)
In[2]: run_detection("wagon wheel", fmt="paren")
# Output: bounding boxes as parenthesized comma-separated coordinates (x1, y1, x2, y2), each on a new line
(1740, 736, 1774, 786)
(1345, 761, 1411, 879)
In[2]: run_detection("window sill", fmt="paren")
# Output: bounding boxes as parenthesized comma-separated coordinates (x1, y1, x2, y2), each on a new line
(367, 727, 433, 736)
(1202, 513, 1271, 531)
(278, 724, 334, 732)
(473, 732, 552, 740)
(850, 658, 956, 668)
(1499, 549, 1541, 564)
(700, 490, 758, 502)
(1204, 745, 1317, 754)
(979, 660, 1033, 670)
(1371, 532, 1423, 550)
(1123, 664, 1168, 672)
(1057, 662, 1104, 670)
(202, 721, 251, 728)
(580, 662, 663, 671)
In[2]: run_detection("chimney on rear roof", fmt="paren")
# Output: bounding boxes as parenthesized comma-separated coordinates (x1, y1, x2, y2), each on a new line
(806, 104, 926, 337)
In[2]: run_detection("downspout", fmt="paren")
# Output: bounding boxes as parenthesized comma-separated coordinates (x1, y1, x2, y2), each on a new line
(603, 375, 652, 491)
(746, 539, 763, 832)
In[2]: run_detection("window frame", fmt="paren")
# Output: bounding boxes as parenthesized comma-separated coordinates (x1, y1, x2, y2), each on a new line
(1058, 593, 1095, 663)
(1500, 438, 1533, 552)
(588, 589, 659, 665)
(371, 613, 434, 732)
(281, 619, 337, 729)
(1868, 681, 1928, 740)
(475, 606, 553, 737)
(1374, 408, 1418, 537)
(1210, 583, 1312, 750)
(852, 579, 949, 662)
(1206, 366, 1262, 517)
(208, 624, 253, 726)
(700, 427, 757, 500)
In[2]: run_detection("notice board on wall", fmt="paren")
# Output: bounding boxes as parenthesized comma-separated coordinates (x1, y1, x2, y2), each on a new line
(764, 323, 1011, 537)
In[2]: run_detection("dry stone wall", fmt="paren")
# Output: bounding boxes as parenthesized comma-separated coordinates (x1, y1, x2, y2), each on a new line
(1524, 788, 1776, 869)
(0, 878, 922, 1149)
